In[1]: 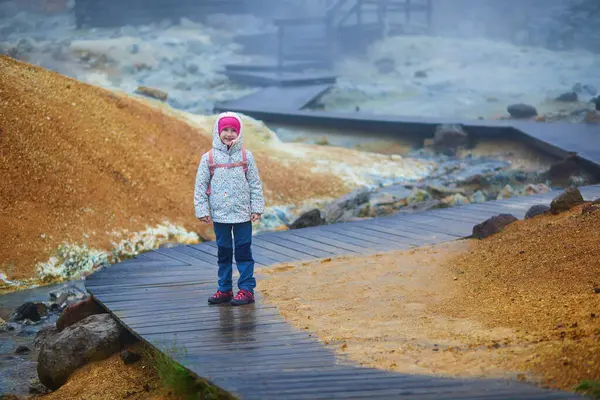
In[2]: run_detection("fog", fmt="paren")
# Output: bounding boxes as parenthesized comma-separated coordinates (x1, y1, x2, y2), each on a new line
(1, 0, 599, 119)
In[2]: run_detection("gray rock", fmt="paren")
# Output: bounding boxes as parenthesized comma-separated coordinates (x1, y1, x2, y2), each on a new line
(555, 91, 578, 102)
(15, 345, 30, 355)
(288, 209, 325, 230)
(507, 103, 538, 118)
(128, 44, 140, 54)
(33, 325, 58, 350)
(9, 302, 48, 322)
(443, 193, 469, 206)
(496, 184, 515, 200)
(324, 187, 373, 224)
(120, 350, 141, 365)
(29, 379, 50, 395)
(432, 124, 469, 154)
(406, 189, 432, 206)
(583, 84, 598, 96)
(582, 203, 600, 214)
(472, 214, 518, 239)
(414, 70, 428, 78)
(525, 204, 550, 219)
(471, 190, 487, 203)
(186, 62, 199, 74)
(134, 86, 168, 102)
(573, 82, 598, 96)
(426, 183, 465, 197)
(16, 38, 34, 54)
(37, 314, 126, 390)
(550, 187, 584, 214)
(374, 57, 395, 74)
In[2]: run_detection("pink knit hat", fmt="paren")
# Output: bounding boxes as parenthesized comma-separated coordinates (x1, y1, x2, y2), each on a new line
(218, 116, 241, 134)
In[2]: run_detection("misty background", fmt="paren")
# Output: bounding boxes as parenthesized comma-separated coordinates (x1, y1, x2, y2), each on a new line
(1, 0, 599, 119)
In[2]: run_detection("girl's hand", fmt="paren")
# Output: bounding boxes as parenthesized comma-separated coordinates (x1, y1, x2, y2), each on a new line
(199, 216, 212, 224)
(251, 213, 262, 222)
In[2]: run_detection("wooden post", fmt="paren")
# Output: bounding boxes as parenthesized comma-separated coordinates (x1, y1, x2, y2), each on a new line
(357, 0, 363, 27)
(426, 0, 432, 33)
(406, 0, 411, 25)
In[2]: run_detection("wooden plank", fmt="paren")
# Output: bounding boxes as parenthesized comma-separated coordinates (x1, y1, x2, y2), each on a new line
(253, 234, 337, 258)
(347, 221, 441, 245)
(365, 218, 460, 240)
(171, 337, 320, 353)
(188, 242, 218, 257)
(252, 237, 320, 261)
(142, 327, 313, 346)
(134, 318, 289, 336)
(86, 276, 211, 289)
(286, 230, 364, 254)
(316, 225, 400, 250)
(390, 213, 474, 236)
(373, 216, 465, 238)
(202, 241, 289, 265)
(422, 207, 494, 224)
(325, 223, 417, 247)
(155, 247, 215, 266)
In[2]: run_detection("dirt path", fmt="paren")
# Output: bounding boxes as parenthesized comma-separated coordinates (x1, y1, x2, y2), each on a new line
(258, 204, 600, 391)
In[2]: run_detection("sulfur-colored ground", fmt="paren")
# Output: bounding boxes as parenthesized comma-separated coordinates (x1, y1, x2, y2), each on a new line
(0, 55, 349, 282)
(259, 203, 600, 392)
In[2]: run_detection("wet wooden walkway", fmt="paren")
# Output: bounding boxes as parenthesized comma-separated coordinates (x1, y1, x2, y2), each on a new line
(85, 185, 600, 399)
(214, 85, 600, 168)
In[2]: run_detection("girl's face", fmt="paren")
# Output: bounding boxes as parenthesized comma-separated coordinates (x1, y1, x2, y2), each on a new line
(219, 127, 238, 146)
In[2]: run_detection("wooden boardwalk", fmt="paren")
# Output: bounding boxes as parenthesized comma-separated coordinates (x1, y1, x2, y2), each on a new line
(214, 94, 600, 168)
(85, 185, 600, 399)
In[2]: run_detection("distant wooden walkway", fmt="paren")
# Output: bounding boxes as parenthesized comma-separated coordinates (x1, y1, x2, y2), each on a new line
(85, 185, 600, 399)
(215, 99, 600, 169)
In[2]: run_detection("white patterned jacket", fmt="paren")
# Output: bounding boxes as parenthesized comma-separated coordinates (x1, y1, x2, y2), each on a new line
(193, 112, 265, 223)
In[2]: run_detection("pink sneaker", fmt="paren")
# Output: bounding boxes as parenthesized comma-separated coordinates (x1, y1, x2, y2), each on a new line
(231, 289, 255, 306)
(208, 290, 233, 305)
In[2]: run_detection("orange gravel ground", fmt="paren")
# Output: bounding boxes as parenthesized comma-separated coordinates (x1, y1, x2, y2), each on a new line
(259, 203, 600, 393)
(32, 343, 179, 400)
(0, 55, 346, 282)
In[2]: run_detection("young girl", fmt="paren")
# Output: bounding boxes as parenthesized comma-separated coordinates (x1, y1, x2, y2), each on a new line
(194, 112, 265, 306)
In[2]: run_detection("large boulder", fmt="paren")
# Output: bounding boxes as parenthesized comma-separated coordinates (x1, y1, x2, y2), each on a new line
(472, 214, 518, 239)
(288, 209, 325, 230)
(37, 314, 126, 390)
(432, 124, 469, 154)
(56, 296, 105, 332)
(524, 204, 550, 219)
(507, 103, 538, 118)
(550, 187, 584, 214)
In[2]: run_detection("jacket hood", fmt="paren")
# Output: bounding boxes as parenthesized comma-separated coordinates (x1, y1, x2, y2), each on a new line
(213, 112, 243, 153)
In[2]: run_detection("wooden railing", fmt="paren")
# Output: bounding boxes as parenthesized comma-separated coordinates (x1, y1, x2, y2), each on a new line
(275, 0, 433, 73)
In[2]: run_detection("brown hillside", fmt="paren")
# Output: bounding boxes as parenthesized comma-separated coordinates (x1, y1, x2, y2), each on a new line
(0, 55, 345, 281)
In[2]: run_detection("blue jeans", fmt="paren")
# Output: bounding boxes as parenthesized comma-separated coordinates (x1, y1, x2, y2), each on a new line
(213, 221, 256, 294)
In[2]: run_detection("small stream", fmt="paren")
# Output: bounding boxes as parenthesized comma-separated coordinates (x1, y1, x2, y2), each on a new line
(0, 281, 86, 397)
